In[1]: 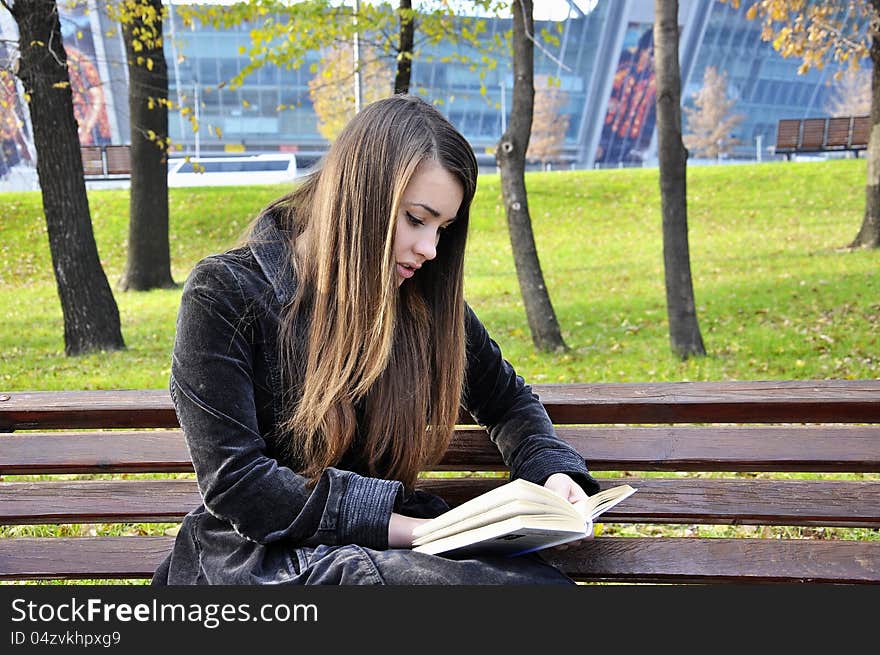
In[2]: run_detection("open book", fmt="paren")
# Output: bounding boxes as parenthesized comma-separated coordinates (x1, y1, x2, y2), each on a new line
(412, 479, 637, 558)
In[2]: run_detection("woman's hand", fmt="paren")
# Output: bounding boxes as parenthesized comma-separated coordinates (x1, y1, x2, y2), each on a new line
(544, 472, 589, 513)
(543, 473, 593, 551)
(388, 512, 432, 549)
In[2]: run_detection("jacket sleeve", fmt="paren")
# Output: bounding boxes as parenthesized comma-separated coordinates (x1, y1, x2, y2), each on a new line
(170, 256, 401, 549)
(461, 302, 600, 496)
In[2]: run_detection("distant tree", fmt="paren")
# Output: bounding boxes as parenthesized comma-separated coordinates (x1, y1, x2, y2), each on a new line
(825, 66, 871, 117)
(181, 1, 508, 111)
(0, 69, 23, 141)
(393, 0, 415, 94)
(3, 0, 125, 356)
(117, 0, 176, 291)
(723, 0, 879, 248)
(683, 65, 745, 159)
(654, 0, 705, 360)
(496, 0, 567, 352)
(527, 74, 569, 170)
(0, 67, 33, 177)
(308, 42, 393, 142)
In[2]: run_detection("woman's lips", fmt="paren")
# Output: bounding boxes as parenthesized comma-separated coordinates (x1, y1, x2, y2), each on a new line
(397, 263, 415, 279)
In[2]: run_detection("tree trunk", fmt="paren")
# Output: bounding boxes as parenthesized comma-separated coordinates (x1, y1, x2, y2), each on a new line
(850, 1, 880, 249)
(11, 0, 125, 356)
(653, 0, 705, 359)
(120, 0, 176, 290)
(394, 0, 414, 94)
(495, 0, 566, 353)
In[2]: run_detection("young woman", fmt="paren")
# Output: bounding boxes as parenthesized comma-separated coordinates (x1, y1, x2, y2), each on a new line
(152, 94, 599, 585)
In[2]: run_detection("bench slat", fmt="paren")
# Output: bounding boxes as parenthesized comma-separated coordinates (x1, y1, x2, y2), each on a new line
(799, 118, 826, 150)
(416, 477, 880, 528)
(444, 425, 880, 472)
(3, 381, 880, 431)
(80, 146, 105, 176)
(0, 536, 174, 580)
(0, 480, 200, 524)
(533, 380, 880, 424)
(4, 425, 878, 475)
(0, 535, 876, 583)
(0, 430, 193, 474)
(851, 115, 870, 148)
(3, 478, 878, 528)
(825, 116, 852, 148)
(543, 537, 880, 584)
(104, 145, 131, 175)
(774, 119, 800, 151)
(0, 390, 177, 431)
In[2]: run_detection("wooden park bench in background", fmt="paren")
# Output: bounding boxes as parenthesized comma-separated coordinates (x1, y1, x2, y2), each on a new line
(775, 115, 869, 160)
(1, 380, 879, 584)
(80, 144, 132, 180)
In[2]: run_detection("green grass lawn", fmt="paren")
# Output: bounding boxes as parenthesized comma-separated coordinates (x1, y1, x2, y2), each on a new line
(1, 158, 877, 584)
(1, 158, 877, 389)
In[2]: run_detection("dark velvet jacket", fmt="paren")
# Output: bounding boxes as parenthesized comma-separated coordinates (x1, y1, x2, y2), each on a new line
(153, 212, 599, 584)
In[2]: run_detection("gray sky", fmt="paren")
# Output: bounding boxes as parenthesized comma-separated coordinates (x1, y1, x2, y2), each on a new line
(167, 0, 600, 21)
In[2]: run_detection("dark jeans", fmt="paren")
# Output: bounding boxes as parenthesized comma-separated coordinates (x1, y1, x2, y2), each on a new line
(153, 541, 574, 585)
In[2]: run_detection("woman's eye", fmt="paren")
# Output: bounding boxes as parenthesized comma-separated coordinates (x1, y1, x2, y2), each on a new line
(406, 212, 423, 226)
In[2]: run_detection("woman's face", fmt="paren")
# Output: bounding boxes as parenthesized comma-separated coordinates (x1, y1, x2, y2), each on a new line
(394, 159, 463, 286)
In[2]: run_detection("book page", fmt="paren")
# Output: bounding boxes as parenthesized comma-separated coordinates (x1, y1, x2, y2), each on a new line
(411, 478, 580, 540)
(413, 514, 588, 557)
(586, 484, 638, 520)
(413, 498, 577, 546)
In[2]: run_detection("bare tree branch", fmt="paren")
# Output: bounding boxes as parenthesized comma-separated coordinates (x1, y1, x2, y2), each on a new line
(812, 17, 867, 52)
(516, 0, 572, 73)
(45, 19, 65, 67)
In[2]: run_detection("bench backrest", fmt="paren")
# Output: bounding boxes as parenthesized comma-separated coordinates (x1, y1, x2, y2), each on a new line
(775, 116, 869, 155)
(825, 117, 852, 148)
(851, 115, 870, 149)
(80, 145, 131, 178)
(799, 118, 826, 150)
(1, 381, 879, 584)
(774, 119, 800, 153)
(80, 146, 104, 176)
(105, 145, 131, 175)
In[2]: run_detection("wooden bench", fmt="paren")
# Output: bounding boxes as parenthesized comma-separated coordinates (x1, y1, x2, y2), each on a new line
(80, 145, 131, 180)
(1, 380, 879, 584)
(775, 116, 869, 160)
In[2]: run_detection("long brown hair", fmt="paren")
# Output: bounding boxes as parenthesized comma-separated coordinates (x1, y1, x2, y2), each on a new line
(263, 94, 478, 489)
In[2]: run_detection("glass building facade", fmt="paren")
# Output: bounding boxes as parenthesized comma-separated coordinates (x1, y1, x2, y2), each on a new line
(156, 0, 867, 167)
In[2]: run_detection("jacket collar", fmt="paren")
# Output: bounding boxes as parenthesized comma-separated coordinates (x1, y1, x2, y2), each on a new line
(249, 210, 296, 306)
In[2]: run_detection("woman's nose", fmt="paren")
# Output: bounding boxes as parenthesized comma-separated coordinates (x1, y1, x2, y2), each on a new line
(413, 233, 437, 261)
